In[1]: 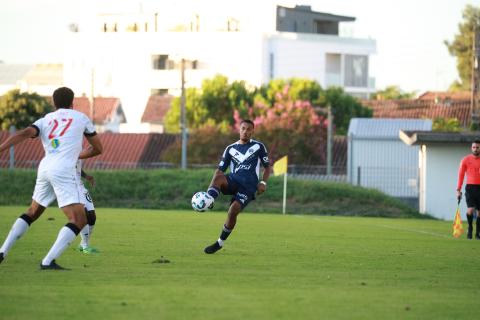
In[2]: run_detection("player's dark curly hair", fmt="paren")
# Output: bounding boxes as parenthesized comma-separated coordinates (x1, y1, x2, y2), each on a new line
(240, 119, 254, 128)
(53, 87, 74, 109)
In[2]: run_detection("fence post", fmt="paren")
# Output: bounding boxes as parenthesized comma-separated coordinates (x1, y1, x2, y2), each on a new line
(357, 166, 361, 186)
(9, 125, 15, 170)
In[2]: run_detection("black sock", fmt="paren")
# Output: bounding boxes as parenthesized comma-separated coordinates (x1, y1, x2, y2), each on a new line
(220, 224, 232, 241)
(467, 215, 473, 231)
(476, 217, 480, 235)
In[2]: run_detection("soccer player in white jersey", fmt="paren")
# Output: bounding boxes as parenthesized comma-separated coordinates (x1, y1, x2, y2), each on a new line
(76, 160, 98, 253)
(0, 87, 103, 270)
(204, 119, 270, 254)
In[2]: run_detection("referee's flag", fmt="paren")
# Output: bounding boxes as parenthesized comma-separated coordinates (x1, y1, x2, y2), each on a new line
(452, 206, 464, 238)
(273, 156, 288, 176)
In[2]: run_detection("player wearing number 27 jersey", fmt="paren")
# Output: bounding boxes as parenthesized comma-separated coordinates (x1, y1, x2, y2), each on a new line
(0, 87, 102, 270)
(32, 108, 97, 207)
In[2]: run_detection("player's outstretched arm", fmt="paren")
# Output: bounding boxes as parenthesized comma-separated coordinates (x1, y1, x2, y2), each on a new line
(0, 127, 37, 153)
(257, 167, 271, 195)
(79, 134, 103, 159)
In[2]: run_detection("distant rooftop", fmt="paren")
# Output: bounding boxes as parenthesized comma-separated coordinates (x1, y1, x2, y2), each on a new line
(348, 118, 432, 139)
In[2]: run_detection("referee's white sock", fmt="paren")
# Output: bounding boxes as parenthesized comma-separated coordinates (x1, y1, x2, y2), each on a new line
(42, 223, 80, 265)
(0, 214, 33, 256)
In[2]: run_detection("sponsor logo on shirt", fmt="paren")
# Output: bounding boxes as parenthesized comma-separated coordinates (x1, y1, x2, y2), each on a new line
(51, 139, 60, 149)
(236, 164, 251, 171)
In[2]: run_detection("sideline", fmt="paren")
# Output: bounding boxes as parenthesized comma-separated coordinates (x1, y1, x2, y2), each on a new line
(293, 215, 452, 239)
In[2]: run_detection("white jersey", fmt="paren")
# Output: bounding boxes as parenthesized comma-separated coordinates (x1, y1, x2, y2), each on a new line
(76, 159, 83, 180)
(33, 108, 96, 172)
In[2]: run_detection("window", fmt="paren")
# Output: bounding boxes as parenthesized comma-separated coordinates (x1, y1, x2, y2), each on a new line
(344, 55, 368, 87)
(151, 89, 169, 95)
(152, 55, 174, 70)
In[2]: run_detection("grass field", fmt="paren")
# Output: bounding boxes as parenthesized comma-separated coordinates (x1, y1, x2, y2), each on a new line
(0, 206, 479, 320)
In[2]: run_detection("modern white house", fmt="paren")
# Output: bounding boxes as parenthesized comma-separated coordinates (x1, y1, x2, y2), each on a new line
(62, 4, 376, 132)
(400, 131, 480, 220)
(347, 118, 432, 207)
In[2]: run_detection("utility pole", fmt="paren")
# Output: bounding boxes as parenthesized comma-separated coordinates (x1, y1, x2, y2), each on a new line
(471, 25, 480, 128)
(180, 59, 187, 169)
(326, 105, 333, 175)
(89, 68, 95, 123)
(9, 125, 15, 170)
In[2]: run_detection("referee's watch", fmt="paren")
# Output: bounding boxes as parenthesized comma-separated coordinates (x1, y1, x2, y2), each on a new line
(259, 181, 267, 186)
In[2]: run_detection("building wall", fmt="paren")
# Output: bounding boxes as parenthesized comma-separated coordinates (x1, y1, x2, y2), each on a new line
(64, 32, 375, 131)
(348, 138, 420, 197)
(421, 143, 469, 220)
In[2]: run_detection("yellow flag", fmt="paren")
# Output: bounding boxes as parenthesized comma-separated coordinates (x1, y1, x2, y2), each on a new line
(452, 207, 464, 238)
(273, 156, 288, 176)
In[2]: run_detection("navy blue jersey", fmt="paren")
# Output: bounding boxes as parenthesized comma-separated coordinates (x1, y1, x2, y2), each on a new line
(218, 139, 269, 194)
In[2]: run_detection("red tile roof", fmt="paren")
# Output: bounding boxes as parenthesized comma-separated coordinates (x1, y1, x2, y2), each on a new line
(417, 91, 470, 101)
(45, 96, 124, 124)
(73, 97, 124, 124)
(141, 95, 173, 123)
(0, 131, 178, 169)
(362, 99, 472, 127)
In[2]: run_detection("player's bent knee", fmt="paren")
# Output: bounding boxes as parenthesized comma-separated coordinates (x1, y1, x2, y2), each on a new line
(86, 211, 96, 226)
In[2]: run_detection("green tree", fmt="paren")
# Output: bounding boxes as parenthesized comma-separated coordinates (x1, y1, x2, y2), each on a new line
(0, 89, 53, 130)
(432, 117, 462, 132)
(255, 78, 322, 105)
(163, 75, 253, 133)
(444, 5, 480, 90)
(370, 85, 416, 100)
(318, 87, 373, 135)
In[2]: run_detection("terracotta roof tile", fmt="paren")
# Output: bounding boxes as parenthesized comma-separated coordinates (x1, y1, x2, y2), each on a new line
(141, 95, 173, 123)
(362, 100, 472, 127)
(0, 132, 178, 169)
(45, 96, 124, 124)
(417, 91, 470, 101)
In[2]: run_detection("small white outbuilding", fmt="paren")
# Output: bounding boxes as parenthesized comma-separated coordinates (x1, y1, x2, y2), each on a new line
(400, 131, 480, 220)
(347, 118, 432, 206)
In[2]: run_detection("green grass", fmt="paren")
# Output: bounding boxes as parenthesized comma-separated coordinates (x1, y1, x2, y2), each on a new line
(0, 206, 478, 320)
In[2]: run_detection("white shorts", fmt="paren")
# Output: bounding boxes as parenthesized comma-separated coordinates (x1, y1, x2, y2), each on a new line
(80, 184, 95, 212)
(32, 169, 85, 208)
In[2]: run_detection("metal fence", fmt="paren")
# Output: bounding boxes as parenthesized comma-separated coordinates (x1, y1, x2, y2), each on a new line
(354, 166, 419, 198)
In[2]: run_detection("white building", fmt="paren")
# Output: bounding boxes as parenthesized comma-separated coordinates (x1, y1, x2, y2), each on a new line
(63, 4, 376, 132)
(0, 64, 63, 96)
(400, 131, 479, 220)
(347, 118, 432, 207)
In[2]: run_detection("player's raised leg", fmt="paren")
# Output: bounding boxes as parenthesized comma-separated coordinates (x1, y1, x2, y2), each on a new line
(0, 201, 45, 264)
(207, 170, 228, 201)
(40, 203, 86, 270)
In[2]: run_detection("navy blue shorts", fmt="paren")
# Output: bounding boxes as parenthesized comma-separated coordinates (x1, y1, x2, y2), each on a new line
(223, 175, 255, 209)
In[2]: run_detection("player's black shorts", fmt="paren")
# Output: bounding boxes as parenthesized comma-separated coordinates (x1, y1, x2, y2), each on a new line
(465, 184, 480, 209)
(223, 174, 255, 209)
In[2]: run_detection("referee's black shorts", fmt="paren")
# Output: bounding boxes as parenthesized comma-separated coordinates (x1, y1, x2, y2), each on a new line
(465, 184, 480, 209)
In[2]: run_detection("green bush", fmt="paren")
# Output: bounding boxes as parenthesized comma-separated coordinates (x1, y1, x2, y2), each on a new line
(0, 169, 426, 218)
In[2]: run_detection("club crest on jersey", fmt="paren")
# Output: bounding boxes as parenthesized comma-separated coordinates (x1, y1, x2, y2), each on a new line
(51, 139, 60, 149)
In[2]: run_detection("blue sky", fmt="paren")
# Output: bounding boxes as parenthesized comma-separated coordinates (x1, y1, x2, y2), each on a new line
(0, 0, 478, 93)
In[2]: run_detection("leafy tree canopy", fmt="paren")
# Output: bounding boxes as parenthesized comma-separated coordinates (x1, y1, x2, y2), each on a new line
(0, 89, 53, 130)
(370, 85, 416, 100)
(445, 5, 480, 90)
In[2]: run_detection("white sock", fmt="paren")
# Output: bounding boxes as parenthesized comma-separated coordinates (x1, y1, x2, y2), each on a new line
(80, 225, 90, 249)
(80, 224, 95, 249)
(217, 238, 224, 247)
(41, 226, 77, 265)
(0, 218, 29, 256)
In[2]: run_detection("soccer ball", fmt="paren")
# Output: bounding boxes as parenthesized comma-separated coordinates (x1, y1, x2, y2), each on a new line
(191, 191, 214, 212)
